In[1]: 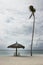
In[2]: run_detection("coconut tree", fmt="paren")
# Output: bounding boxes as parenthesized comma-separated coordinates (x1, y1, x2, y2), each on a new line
(29, 5, 36, 56)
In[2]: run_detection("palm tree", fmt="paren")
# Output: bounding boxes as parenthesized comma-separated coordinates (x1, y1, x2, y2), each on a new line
(29, 5, 36, 56)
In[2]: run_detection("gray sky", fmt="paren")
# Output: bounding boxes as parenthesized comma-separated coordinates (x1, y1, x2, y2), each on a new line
(0, 0, 43, 50)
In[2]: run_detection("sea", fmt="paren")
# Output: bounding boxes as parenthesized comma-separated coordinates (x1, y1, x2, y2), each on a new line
(0, 50, 43, 56)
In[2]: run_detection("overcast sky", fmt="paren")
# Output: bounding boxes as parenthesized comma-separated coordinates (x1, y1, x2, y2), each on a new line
(0, 0, 43, 50)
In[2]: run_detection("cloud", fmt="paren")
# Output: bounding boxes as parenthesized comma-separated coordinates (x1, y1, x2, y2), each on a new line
(32, 0, 43, 11)
(33, 36, 43, 50)
(6, 17, 14, 23)
(0, 0, 43, 50)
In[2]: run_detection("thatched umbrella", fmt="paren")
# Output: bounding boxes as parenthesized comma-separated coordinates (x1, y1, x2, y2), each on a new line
(7, 42, 25, 56)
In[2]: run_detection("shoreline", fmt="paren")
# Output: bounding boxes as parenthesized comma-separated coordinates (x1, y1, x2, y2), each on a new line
(0, 54, 43, 56)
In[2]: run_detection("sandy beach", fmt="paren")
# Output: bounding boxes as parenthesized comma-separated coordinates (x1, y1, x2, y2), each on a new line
(0, 56, 43, 65)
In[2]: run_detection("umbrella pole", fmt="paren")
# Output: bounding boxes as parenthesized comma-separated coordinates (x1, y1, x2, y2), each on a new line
(16, 48, 17, 56)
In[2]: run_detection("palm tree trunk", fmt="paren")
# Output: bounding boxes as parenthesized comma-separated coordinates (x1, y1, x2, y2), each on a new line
(31, 14, 35, 56)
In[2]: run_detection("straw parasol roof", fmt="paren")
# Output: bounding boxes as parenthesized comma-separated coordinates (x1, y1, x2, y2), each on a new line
(7, 42, 25, 56)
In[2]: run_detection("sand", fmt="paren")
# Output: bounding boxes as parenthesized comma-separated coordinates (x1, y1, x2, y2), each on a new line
(0, 56, 43, 65)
